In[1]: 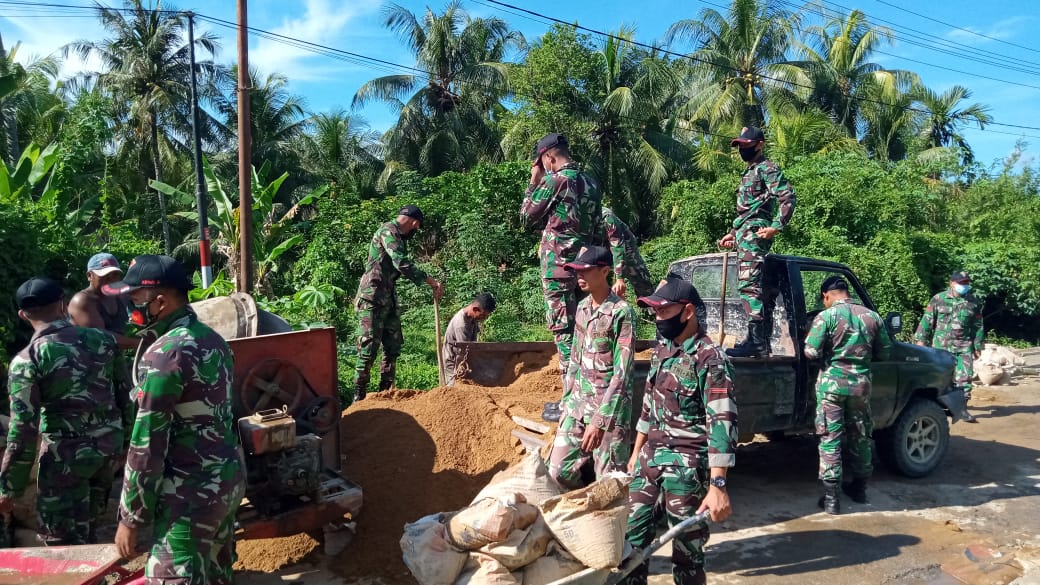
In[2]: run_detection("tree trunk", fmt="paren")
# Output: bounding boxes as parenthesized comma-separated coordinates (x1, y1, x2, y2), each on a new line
(150, 116, 171, 254)
(2, 104, 16, 167)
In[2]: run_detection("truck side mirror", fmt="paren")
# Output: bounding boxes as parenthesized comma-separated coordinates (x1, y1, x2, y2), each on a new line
(885, 312, 903, 334)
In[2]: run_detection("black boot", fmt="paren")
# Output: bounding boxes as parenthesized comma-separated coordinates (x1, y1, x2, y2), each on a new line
(727, 321, 770, 358)
(541, 401, 562, 423)
(817, 480, 840, 515)
(842, 477, 868, 504)
(378, 358, 396, 392)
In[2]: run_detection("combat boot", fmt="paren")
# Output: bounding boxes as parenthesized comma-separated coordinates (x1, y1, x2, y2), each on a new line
(378, 358, 396, 392)
(726, 321, 770, 358)
(818, 480, 841, 515)
(842, 477, 868, 504)
(353, 383, 367, 402)
(541, 401, 561, 423)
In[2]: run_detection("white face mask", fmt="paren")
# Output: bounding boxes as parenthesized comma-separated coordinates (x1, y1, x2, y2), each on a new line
(953, 283, 970, 295)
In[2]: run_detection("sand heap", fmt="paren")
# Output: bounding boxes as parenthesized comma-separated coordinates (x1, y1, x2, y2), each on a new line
(234, 358, 562, 579)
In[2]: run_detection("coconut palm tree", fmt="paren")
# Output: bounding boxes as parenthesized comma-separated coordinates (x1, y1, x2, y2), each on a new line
(667, 0, 804, 129)
(352, 1, 525, 176)
(787, 8, 912, 138)
(298, 110, 383, 199)
(0, 36, 63, 165)
(66, 0, 225, 253)
(859, 76, 918, 162)
(912, 84, 992, 166)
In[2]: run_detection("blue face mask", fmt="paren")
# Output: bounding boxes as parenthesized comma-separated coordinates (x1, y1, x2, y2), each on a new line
(953, 283, 970, 295)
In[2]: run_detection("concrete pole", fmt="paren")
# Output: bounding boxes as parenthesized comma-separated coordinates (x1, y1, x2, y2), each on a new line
(236, 0, 254, 293)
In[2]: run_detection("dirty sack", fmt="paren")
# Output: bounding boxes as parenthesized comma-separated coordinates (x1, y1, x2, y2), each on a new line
(473, 452, 563, 506)
(449, 494, 526, 550)
(402, 512, 469, 585)
(540, 474, 631, 569)
(522, 542, 587, 585)
(454, 553, 523, 585)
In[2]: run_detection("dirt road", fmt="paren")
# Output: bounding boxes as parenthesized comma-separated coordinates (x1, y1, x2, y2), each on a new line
(239, 365, 1040, 585)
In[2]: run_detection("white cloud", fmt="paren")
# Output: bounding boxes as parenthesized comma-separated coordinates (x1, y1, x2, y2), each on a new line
(248, 0, 382, 82)
(1, 14, 106, 81)
(946, 16, 1031, 45)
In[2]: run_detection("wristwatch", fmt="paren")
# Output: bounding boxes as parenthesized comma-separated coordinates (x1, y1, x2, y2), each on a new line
(709, 476, 727, 490)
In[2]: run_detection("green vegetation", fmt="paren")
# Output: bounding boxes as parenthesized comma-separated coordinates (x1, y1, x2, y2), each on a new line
(1, 0, 1037, 396)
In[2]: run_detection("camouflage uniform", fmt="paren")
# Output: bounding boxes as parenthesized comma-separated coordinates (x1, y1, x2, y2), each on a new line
(603, 207, 655, 298)
(0, 320, 125, 545)
(804, 300, 893, 483)
(913, 290, 985, 401)
(729, 159, 796, 322)
(520, 163, 604, 371)
(353, 220, 429, 394)
(623, 333, 738, 585)
(119, 307, 245, 585)
(547, 293, 635, 489)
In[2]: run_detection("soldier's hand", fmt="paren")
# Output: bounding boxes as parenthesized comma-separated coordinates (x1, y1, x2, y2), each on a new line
(756, 226, 780, 240)
(627, 452, 639, 475)
(580, 426, 605, 452)
(427, 277, 444, 301)
(698, 485, 732, 522)
(717, 233, 735, 249)
(115, 522, 138, 559)
(530, 160, 546, 184)
(612, 279, 627, 297)
(915, 341, 926, 347)
(0, 496, 12, 515)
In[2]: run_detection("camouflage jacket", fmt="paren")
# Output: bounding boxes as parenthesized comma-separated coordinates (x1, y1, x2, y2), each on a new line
(602, 207, 642, 279)
(561, 293, 636, 432)
(804, 299, 893, 396)
(1, 320, 125, 498)
(637, 333, 738, 469)
(355, 220, 428, 305)
(119, 307, 245, 528)
(731, 158, 796, 234)
(913, 290, 985, 354)
(520, 163, 605, 279)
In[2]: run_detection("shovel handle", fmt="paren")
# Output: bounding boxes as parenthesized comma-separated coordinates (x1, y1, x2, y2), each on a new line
(433, 296, 446, 387)
(718, 252, 729, 346)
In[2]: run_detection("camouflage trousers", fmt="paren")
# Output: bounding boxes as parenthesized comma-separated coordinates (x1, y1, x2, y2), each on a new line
(953, 352, 975, 401)
(353, 296, 403, 394)
(542, 276, 578, 374)
(37, 431, 120, 545)
(815, 391, 873, 482)
(622, 452, 710, 585)
(144, 480, 245, 584)
(735, 227, 773, 322)
(546, 414, 629, 490)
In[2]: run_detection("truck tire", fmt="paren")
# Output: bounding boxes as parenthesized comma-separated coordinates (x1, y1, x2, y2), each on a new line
(879, 398, 950, 478)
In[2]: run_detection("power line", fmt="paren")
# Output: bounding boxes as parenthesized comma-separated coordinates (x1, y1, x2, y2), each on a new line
(874, 0, 1040, 56)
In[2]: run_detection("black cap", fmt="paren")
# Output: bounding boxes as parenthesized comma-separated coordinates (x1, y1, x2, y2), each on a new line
(532, 133, 568, 160)
(638, 277, 703, 309)
(950, 271, 971, 283)
(731, 126, 765, 146)
(399, 204, 424, 224)
(103, 254, 192, 295)
(564, 246, 612, 271)
(820, 275, 849, 294)
(16, 277, 64, 310)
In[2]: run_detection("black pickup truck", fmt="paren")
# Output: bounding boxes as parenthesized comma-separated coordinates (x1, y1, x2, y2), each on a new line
(664, 252, 966, 477)
(455, 253, 965, 478)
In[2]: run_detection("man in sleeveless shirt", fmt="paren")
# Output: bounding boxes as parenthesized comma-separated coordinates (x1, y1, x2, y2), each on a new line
(69, 253, 139, 350)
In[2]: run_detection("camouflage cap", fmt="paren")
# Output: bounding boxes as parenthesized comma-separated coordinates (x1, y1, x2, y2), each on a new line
(16, 277, 64, 309)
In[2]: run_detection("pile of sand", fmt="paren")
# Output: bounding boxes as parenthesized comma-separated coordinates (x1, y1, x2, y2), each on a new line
(231, 357, 561, 578)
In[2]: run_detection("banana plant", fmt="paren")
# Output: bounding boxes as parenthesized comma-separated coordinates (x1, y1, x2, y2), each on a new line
(151, 157, 328, 294)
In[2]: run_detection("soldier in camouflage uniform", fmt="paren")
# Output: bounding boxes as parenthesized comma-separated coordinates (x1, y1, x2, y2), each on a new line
(546, 247, 635, 489)
(803, 276, 892, 514)
(520, 134, 605, 379)
(623, 277, 737, 585)
(105, 255, 245, 584)
(719, 126, 796, 358)
(603, 207, 655, 299)
(353, 205, 443, 401)
(914, 271, 984, 422)
(0, 278, 125, 546)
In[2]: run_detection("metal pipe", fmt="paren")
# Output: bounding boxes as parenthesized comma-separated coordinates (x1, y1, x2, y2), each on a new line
(186, 13, 212, 288)
(236, 0, 254, 293)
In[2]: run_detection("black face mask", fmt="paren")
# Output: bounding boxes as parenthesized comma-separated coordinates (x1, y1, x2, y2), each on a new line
(656, 312, 688, 341)
(739, 146, 759, 162)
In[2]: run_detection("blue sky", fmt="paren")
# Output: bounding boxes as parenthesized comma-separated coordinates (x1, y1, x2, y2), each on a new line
(2, 0, 1039, 167)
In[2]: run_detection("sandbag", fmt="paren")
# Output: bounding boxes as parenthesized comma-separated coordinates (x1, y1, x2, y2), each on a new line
(979, 344, 1024, 367)
(449, 497, 520, 550)
(474, 452, 562, 505)
(455, 553, 522, 585)
(480, 515, 554, 570)
(522, 542, 587, 585)
(513, 502, 540, 531)
(540, 475, 631, 569)
(402, 513, 469, 585)
(977, 362, 1006, 385)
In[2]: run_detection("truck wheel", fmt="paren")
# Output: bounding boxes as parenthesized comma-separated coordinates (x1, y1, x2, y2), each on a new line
(880, 398, 950, 478)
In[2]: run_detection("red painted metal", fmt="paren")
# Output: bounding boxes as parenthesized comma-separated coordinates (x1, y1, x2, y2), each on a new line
(0, 545, 144, 584)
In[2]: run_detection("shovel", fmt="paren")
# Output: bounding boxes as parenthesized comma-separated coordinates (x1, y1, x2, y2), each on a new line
(434, 295, 446, 386)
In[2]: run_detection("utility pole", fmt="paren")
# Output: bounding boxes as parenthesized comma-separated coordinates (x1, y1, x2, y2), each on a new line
(186, 13, 212, 288)
(236, 0, 254, 293)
